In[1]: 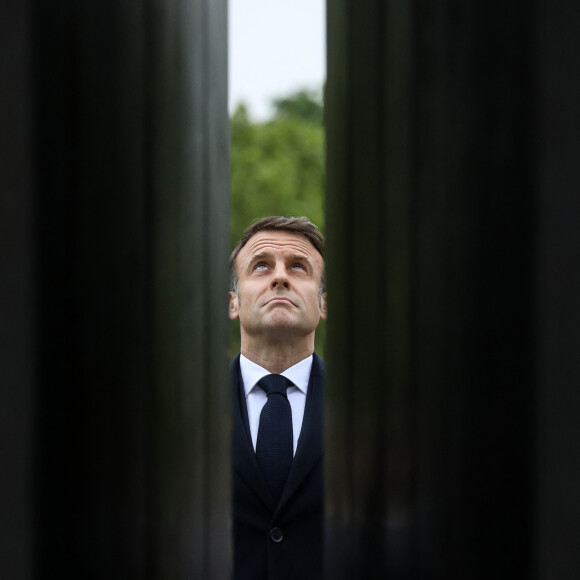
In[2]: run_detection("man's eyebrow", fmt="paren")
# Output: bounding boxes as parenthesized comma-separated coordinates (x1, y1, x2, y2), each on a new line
(247, 251, 312, 264)
(287, 253, 313, 266)
(248, 251, 273, 263)
(288, 253, 310, 261)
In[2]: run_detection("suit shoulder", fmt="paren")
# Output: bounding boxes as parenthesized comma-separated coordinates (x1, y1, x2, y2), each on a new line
(313, 352, 325, 366)
(312, 352, 325, 376)
(230, 353, 242, 386)
(230, 353, 241, 369)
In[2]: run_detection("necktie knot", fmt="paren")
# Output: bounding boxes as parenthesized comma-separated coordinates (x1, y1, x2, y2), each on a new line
(258, 374, 290, 397)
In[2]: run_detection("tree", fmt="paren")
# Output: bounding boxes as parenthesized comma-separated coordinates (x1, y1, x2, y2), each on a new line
(272, 89, 324, 125)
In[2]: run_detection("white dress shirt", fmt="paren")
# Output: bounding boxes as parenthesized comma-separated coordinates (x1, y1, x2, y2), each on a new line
(239, 353, 313, 456)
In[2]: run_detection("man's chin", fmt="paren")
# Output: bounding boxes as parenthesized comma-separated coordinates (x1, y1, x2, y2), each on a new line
(260, 321, 307, 339)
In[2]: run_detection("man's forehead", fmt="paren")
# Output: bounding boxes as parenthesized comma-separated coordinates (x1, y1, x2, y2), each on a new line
(240, 231, 322, 261)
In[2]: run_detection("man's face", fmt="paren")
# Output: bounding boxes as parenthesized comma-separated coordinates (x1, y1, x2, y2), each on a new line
(229, 230, 327, 342)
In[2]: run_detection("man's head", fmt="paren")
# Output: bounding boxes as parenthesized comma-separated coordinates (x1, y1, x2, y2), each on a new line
(229, 216, 326, 350)
(230, 216, 325, 294)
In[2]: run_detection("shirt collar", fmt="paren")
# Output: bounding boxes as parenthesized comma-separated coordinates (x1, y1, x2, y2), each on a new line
(239, 354, 313, 397)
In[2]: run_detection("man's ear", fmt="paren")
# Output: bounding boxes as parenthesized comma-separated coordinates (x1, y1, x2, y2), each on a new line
(229, 291, 240, 320)
(319, 292, 328, 321)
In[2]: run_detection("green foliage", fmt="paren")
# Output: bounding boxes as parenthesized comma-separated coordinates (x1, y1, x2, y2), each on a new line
(230, 88, 326, 357)
(230, 93, 325, 244)
(272, 89, 324, 125)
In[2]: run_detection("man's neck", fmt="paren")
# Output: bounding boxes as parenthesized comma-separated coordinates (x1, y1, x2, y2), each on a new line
(240, 336, 314, 375)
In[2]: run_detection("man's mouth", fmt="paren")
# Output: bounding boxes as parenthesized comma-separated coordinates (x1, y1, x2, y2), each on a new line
(266, 297, 296, 306)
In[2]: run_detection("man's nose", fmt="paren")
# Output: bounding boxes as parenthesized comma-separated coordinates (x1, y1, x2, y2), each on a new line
(271, 263, 289, 288)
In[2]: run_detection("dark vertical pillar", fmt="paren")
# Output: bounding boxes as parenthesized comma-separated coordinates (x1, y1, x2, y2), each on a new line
(0, 2, 35, 578)
(1, 0, 230, 577)
(534, 0, 580, 577)
(325, 0, 416, 577)
(325, 0, 580, 578)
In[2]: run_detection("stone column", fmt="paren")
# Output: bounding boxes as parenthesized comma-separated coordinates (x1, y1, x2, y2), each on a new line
(325, 0, 580, 577)
(0, 0, 230, 576)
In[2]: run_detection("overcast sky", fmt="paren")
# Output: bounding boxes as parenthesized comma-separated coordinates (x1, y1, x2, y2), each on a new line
(229, 0, 326, 120)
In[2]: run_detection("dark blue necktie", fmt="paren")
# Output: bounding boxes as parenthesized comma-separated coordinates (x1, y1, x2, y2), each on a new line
(255, 374, 293, 504)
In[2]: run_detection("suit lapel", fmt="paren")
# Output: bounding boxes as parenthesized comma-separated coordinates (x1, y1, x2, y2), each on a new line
(231, 355, 275, 512)
(276, 353, 324, 512)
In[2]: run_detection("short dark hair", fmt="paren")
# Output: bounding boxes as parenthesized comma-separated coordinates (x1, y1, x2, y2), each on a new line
(230, 216, 325, 292)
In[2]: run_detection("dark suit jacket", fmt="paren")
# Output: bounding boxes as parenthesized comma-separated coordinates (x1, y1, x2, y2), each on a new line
(232, 353, 324, 580)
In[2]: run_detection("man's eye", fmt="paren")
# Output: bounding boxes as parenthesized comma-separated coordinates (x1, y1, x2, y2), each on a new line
(292, 263, 306, 270)
(254, 263, 268, 270)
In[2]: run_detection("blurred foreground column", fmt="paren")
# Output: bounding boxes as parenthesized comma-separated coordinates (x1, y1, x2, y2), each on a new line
(325, 0, 580, 578)
(1, 0, 230, 577)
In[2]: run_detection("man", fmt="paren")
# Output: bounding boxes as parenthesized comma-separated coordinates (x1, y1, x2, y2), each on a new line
(229, 216, 327, 580)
